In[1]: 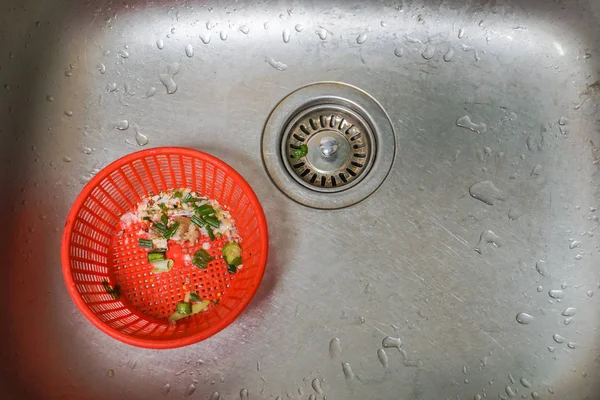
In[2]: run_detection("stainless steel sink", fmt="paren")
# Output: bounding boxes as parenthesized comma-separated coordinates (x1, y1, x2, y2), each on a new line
(2, 0, 600, 398)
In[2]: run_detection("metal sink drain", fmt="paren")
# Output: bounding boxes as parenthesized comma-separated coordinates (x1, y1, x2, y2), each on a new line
(263, 82, 396, 209)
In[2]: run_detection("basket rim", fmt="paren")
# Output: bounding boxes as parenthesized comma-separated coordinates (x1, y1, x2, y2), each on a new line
(61, 147, 269, 349)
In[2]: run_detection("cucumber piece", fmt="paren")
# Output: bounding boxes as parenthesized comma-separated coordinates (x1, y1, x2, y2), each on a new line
(191, 300, 211, 314)
(222, 242, 242, 266)
(175, 301, 191, 315)
(148, 251, 166, 263)
(188, 292, 202, 303)
(192, 249, 213, 269)
(168, 312, 187, 322)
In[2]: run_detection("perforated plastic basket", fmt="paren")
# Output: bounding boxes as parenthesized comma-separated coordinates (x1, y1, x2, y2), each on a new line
(61, 147, 268, 349)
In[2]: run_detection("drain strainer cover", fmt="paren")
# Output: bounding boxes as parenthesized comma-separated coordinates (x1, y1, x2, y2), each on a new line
(262, 82, 396, 209)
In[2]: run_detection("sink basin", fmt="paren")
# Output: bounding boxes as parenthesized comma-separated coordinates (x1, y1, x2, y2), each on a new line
(2, 0, 600, 398)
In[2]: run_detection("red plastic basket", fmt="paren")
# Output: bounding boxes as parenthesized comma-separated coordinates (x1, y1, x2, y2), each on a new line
(61, 147, 268, 349)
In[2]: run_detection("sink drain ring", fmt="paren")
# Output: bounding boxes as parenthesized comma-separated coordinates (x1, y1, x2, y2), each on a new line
(262, 82, 396, 209)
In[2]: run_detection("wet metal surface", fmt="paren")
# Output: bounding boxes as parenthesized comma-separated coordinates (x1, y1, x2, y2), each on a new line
(1, 0, 600, 399)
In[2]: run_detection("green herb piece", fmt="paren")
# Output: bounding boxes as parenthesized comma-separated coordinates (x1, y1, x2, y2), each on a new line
(291, 144, 309, 159)
(194, 204, 215, 216)
(142, 216, 151, 221)
(161, 213, 168, 226)
(175, 301, 191, 315)
(102, 279, 121, 300)
(148, 251, 166, 263)
(192, 249, 213, 269)
(138, 238, 153, 248)
(206, 226, 215, 241)
(227, 264, 238, 274)
(173, 191, 183, 198)
(163, 222, 180, 239)
(203, 215, 220, 228)
(183, 194, 202, 203)
(188, 292, 202, 303)
(159, 203, 168, 211)
(214, 299, 220, 306)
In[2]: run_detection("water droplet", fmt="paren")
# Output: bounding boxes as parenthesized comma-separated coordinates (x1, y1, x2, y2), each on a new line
(443, 48, 454, 62)
(537, 285, 543, 292)
(159, 62, 180, 94)
(209, 392, 220, 400)
(118, 48, 130, 59)
(516, 312, 534, 325)
(240, 388, 249, 400)
(558, 116, 567, 125)
(156, 39, 164, 50)
(531, 392, 540, 400)
(308, 395, 316, 400)
(377, 348, 389, 368)
(469, 180, 504, 205)
(107, 369, 114, 377)
(265, 57, 288, 71)
(46, 95, 54, 102)
(107, 82, 117, 92)
(161, 383, 171, 395)
(564, 317, 573, 325)
(462, 365, 468, 375)
(520, 378, 532, 388)
(474, 395, 482, 400)
(548, 289, 564, 299)
(329, 337, 342, 358)
(505, 385, 516, 397)
(64, 110, 73, 117)
(530, 164, 542, 177)
(568, 240, 580, 249)
(474, 230, 501, 254)
(185, 44, 194, 57)
(382, 336, 402, 349)
(115, 120, 129, 131)
(295, 24, 305, 32)
(535, 260, 547, 276)
(567, 342, 577, 349)
(394, 47, 404, 57)
(198, 32, 212, 44)
(341, 362, 354, 381)
(457, 115, 487, 133)
(316, 28, 328, 40)
(83, 147, 93, 155)
(421, 44, 435, 59)
(239, 25, 250, 35)
(135, 129, 149, 146)
(220, 30, 228, 41)
(548, 345, 555, 352)
(587, 290, 594, 297)
(256, 361, 260, 372)
(552, 333, 566, 343)
(97, 62, 106, 74)
(508, 208, 522, 220)
(63, 156, 72, 163)
(185, 383, 196, 397)
(145, 87, 157, 98)
(356, 32, 367, 44)
(562, 307, 576, 316)
(458, 28, 465, 38)
(282, 29, 291, 43)
(311, 378, 323, 394)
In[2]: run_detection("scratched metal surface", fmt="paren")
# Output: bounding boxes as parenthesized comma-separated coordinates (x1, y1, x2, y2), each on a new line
(1, 0, 600, 399)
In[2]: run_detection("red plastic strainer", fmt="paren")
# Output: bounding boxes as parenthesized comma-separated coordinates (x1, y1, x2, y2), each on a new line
(61, 147, 268, 349)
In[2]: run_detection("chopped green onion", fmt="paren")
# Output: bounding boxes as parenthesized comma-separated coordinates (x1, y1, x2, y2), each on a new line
(175, 301, 191, 315)
(142, 216, 151, 221)
(161, 213, 168, 225)
(190, 215, 206, 228)
(102, 279, 121, 300)
(291, 144, 309, 159)
(203, 215, 220, 228)
(188, 292, 202, 303)
(194, 204, 215, 216)
(173, 191, 183, 198)
(148, 251, 166, 263)
(138, 238, 153, 248)
(191, 300, 211, 314)
(159, 203, 168, 211)
(227, 264, 238, 274)
(192, 249, 213, 269)
(183, 194, 202, 203)
(153, 222, 167, 234)
(151, 259, 173, 273)
(206, 225, 215, 241)
(163, 221, 180, 239)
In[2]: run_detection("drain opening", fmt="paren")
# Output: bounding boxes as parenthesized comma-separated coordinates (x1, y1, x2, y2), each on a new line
(262, 82, 396, 209)
(281, 104, 375, 193)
